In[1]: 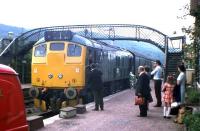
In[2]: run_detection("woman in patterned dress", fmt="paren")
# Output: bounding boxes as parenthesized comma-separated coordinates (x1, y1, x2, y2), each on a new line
(162, 76, 174, 118)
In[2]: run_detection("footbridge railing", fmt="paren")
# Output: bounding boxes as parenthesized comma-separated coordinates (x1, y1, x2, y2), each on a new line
(0, 24, 185, 81)
(0, 24, 169, 57)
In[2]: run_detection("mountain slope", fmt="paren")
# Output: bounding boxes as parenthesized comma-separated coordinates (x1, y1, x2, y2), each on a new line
(0, 24, 27, 38)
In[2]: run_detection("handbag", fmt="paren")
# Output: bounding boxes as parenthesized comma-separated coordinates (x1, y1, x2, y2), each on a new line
(134, 96, 144, 105)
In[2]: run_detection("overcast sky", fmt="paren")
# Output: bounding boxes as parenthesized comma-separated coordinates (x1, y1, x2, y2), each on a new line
(0, 0, 194, 36)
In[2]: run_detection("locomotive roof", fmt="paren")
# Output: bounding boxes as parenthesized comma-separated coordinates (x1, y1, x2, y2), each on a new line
(34, 31, 132, 54)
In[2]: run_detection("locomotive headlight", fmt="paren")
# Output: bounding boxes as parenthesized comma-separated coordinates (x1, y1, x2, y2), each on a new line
(48, 73, 53, 79)
(58, 73, 63, 79)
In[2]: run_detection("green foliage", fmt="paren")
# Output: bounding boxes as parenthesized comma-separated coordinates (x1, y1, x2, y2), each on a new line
(183, 113, 200, 131)
(186, 88, 200, 104)
(192, 11, 200, 82)
(10, 50, 32, 83)
(184, 44, 195, 68)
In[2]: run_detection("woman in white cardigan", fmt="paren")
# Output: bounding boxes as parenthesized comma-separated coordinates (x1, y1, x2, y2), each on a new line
(177, 64, 186, 104)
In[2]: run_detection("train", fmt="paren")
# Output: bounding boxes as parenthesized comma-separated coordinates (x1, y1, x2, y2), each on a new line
(29, 30, 154, 111)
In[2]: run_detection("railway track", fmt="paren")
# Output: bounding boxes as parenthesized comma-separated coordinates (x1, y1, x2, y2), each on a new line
(21, 83, 128, 119)
(22, 86, 33, 106)
(22, 84, 58, 119)
(22, 86, 37, 116)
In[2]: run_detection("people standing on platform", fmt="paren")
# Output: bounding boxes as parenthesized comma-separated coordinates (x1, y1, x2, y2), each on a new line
(162, 76, 174, 119)
(177, 64, 186, 104)
(135, 66, 151, 117)
(151, 60, 163, 107)
(88, 63, 104, 111)
(144, 66, 151, 79)
(144, 66, 153, 106)
(173, 83, 181, 103)
(129, 71, 136, 89)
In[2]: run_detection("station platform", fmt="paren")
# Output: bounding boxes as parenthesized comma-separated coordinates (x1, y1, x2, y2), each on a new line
(38, 88, 184, 131)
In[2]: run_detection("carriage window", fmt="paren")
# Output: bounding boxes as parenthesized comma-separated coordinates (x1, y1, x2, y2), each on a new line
(100, 51, 103, 62)
(116, 56, 120, 66)
(67, 44, 82, 56)
(50, 43, 64, 50)
(34, 44, 46, 57)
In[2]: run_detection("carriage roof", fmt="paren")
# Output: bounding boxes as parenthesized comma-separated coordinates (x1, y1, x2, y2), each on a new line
(34, 31, 132, 55)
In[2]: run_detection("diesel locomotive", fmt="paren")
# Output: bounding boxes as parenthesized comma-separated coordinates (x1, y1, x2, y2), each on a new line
(29, 30, 153, 111)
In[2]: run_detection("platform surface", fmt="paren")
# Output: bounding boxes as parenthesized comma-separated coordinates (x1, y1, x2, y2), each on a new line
(39, 86, 184, 131)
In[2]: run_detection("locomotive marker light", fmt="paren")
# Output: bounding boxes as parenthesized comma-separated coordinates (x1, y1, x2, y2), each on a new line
(48, 73, 53, 79)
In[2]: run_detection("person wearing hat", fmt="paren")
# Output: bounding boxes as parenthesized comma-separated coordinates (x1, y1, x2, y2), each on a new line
(88, 63, 104, 111)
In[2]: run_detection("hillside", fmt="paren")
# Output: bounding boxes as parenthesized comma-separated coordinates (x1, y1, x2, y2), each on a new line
(0, 24, 27, 38)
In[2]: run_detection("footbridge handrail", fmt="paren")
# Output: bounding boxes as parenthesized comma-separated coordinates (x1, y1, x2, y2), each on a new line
(0, 38, 16, 56)
(0, 24, 185, 64)
(0, 24, 170, 57)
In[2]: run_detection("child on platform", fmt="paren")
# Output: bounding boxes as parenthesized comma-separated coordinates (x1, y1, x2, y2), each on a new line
(162, 75, 174, 119)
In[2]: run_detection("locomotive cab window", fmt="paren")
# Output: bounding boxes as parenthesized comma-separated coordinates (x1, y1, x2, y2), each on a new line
(67, 44, 82, 56)
(50, 43, 64, 51)
(34, 44, 47, 57)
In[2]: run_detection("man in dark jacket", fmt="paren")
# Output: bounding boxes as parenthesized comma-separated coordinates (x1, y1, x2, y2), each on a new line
(88, 63, 104, 111)
(135, 66, 151, 117)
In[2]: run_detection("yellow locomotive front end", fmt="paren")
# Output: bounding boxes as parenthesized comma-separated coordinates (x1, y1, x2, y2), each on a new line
(32, 42, 86, 89)
(30, 31, 87, 111)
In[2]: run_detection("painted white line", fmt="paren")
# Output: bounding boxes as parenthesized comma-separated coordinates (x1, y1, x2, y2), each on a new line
(43, 115, 61, 126)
